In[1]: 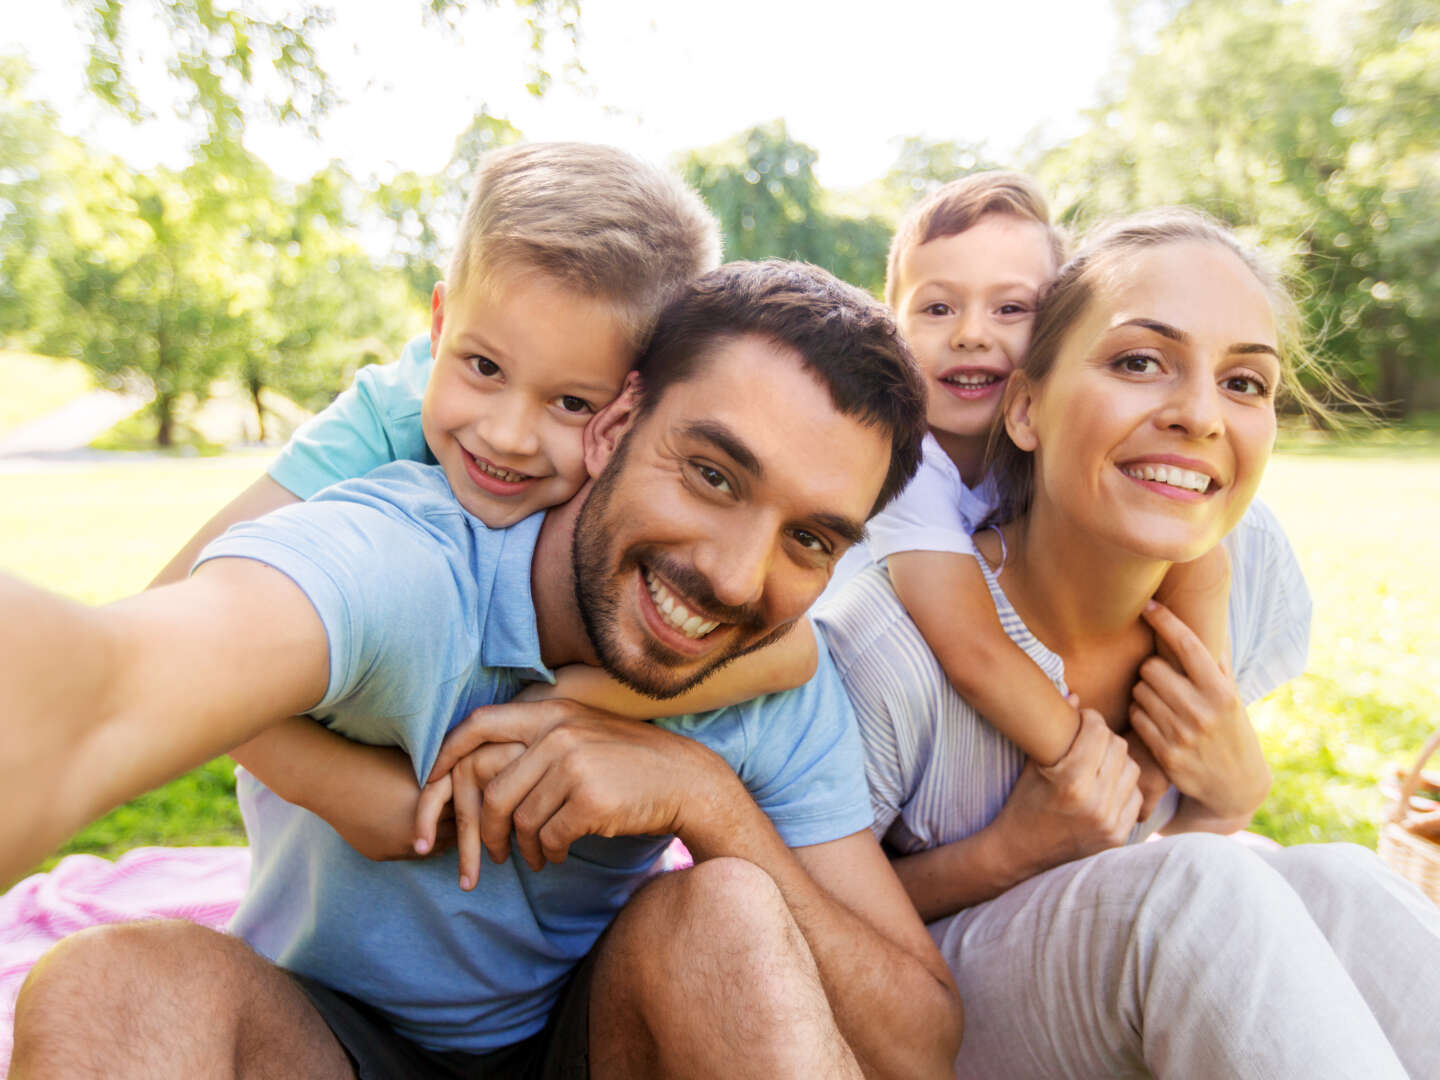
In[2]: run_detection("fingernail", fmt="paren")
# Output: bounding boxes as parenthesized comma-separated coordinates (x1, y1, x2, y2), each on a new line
(1144, 599, 1157, 612)
(460, 876, 473, 891)
(414, 838, 430, 855)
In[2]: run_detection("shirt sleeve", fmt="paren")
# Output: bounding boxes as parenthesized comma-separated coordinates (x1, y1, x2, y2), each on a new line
(268, 334, 436, 499)
(1225, 497, 1313, 704)
(866, 436, 978, 562)
(193, 472, 475, 767)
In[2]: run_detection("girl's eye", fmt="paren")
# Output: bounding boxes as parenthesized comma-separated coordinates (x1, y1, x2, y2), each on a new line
(558, 395, 593, 414)
(1222, 373, 1269, 397)
(473, 356, 500, 377)
(790, 528, 829, 554)
(923, 302, 953, 317)
(1115, 353, 1161, 375)
(997, 303, 1030, 316)
(695, 463, 732, 494)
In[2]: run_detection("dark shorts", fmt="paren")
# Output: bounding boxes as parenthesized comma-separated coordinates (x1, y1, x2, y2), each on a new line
(289, 948, 596, 1080)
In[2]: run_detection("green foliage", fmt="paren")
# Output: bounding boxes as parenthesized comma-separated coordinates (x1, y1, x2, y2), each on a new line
(1036, 0, 1440, 416)
(679, 121, 892, 294)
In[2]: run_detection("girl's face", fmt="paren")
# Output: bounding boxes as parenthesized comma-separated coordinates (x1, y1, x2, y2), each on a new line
(1007, 239, 1281, 563)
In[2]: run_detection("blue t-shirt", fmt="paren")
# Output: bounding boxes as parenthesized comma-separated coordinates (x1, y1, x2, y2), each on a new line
(269, 334, 435, 499)
(196, 461, 871, 1054)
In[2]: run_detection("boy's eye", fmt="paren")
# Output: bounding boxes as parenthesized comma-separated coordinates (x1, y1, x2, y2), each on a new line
(1115, 353, 1161, 375)
(472, 356, 500, 377)
(558, 395, 593, 414)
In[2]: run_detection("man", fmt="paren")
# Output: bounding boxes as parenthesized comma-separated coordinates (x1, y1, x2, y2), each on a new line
(3, 262, 961, 1078)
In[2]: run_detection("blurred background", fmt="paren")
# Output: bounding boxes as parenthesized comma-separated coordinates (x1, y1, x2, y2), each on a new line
(1, 0, 1436, 868)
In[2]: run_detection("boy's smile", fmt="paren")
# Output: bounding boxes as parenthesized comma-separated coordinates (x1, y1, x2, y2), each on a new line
(423, 271, 633, 528)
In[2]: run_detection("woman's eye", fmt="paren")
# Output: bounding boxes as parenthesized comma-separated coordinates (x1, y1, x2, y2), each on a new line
(1222, 374, 1268, 397)
(695, 464, 732, 494)
(1116, 353, 1160, 375)
(558, 395, 593, 414)
(472, 356, 500, 377)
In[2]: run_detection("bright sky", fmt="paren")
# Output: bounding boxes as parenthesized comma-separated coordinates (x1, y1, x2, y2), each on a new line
(5, 0, 1119, 190)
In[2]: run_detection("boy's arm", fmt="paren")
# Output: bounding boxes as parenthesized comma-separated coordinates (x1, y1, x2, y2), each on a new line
(231, 719, 454, 861)
(522, 619, 818, 717)
(0, 560, 330, 886)
(888, 550, 1079, 766)
(149, 474, 301, 587)
(1153, 543, 1231, 668)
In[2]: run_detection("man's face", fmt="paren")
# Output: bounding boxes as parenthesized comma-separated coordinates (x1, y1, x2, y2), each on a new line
(572, 334, 892, 698)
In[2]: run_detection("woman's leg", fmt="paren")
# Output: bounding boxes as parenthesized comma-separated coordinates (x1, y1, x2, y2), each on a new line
(1257, 842, 1440, 1077)
(935, 834, 1407, 1079)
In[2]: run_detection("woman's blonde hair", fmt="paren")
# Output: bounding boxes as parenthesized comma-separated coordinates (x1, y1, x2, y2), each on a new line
(984, 206, 1338, 526)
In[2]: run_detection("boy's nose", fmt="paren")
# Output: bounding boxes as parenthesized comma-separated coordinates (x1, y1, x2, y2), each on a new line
(480, 400, 541, 459)
(949, 311, 991, 351)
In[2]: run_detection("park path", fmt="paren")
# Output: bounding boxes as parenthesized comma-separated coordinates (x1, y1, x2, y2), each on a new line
(0, 388, 150, 463)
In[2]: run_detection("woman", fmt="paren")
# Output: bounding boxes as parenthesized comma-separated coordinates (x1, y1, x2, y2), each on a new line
(817, 209, 1440, 1078)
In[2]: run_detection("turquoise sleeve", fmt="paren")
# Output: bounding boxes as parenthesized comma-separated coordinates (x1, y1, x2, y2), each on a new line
(268, 334, 437, 498)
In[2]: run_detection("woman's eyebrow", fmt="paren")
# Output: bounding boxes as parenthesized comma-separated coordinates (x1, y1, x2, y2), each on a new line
(1116, 318, 1278, 359)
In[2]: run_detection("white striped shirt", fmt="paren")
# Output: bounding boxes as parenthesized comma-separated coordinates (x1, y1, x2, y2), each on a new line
(813, 499, 1312, 852)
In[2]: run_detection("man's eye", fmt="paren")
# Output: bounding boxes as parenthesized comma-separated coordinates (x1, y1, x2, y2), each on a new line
(790, 528, 829, 554)
(558, 395, 593, 414)
(473, 356, 500, 377)
(695, 464, 731, 494)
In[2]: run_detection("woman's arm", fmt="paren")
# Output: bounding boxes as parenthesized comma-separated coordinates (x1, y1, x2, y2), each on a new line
(890, 710, 1142, 921)
(888, 550, 1080, 767)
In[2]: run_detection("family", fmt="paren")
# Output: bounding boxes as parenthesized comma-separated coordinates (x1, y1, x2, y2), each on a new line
(3, 142, 1438, 1078)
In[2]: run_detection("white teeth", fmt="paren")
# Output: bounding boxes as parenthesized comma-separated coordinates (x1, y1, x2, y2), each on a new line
(473, 457, 529, 482)
(1123, 464, 1213, 493)
(643, 569, 721, 640)
(942, 372, 1001, 386)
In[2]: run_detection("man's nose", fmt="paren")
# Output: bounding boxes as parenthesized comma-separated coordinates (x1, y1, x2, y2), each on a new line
(696, 526, 772, 612)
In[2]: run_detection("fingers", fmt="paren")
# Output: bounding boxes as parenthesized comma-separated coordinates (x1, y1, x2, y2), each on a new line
(1141, 600, 1222, 689)
(413, 773, 454, 856)
(476, 743, 558, 867)
(453, 762, 483, 890)
(428, 700, 560, 782)
(509, 771, 570, 871)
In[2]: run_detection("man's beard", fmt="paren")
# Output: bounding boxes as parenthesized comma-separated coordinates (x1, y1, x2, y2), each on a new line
(570, 432, 792, 700)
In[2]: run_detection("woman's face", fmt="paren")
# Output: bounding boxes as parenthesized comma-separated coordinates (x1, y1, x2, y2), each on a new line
(1010, 239, 1281, 563)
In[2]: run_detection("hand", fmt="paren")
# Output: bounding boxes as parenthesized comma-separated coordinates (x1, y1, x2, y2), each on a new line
(994, 708, 1142, 876)
(1131, 601, 1270, 823)
(422, 698, 736, 890)
(1122, 729, 1173, 823)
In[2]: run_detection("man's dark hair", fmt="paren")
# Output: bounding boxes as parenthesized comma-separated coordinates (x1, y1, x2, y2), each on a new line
(632, 260, 926, 517)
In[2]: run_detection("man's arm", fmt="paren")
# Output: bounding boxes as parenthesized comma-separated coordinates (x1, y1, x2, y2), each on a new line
(425, 700, 962, 1079)
(0, 561, 329, 886)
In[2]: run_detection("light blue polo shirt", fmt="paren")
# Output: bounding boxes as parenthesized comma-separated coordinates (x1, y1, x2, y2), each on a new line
(196, 460, 872, 1054)
(269, 334, 435, 499)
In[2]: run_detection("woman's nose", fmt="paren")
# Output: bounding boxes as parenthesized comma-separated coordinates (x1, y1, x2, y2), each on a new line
(1159, 375, 1225, 439)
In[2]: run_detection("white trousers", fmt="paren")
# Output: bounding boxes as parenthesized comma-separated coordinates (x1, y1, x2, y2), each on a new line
(933, 834, 1440, 1079)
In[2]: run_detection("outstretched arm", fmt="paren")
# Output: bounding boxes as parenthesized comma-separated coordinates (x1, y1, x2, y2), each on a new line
(0, 560, 329, 886)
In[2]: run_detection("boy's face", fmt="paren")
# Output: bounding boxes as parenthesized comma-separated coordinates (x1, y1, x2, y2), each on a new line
(423, 270, 633, 528)
(893, 213, 1058, 446)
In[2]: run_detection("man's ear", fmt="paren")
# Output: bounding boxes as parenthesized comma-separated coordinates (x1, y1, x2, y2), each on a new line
(1003, 374, 1041, 452)
(583, 371, 644, 479)
(429, 282, 447, 357)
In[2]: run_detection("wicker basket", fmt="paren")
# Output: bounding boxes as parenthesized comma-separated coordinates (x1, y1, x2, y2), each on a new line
(1378, 729, 1440, 906)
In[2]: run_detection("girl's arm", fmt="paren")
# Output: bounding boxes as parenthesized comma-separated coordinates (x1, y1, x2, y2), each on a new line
(887, 550, 1079, 766)
(1154, 544, 1231, 668)
(229, 718, 453, 861)
(523, 618, 819, 718)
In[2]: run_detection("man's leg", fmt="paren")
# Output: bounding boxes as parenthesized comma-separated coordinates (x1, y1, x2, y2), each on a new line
(1258, 842, 1440, 1078)
(935, 834, 1407, 1080)
(586, 857, 863, 1080)
(10, 919, 354, 1079)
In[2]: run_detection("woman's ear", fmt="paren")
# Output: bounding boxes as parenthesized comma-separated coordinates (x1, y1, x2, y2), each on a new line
(1004, 374, 1041, 452)
(583, 371, 644, 478)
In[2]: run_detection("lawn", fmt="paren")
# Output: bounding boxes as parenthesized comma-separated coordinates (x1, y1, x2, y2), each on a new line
(1, 435, 1437, 875)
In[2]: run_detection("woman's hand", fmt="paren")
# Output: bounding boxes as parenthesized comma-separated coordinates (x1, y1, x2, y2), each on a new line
(1131, 601, 1270, 827)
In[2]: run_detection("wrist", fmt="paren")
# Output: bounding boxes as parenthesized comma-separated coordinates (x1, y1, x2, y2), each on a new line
(671, 743, 763, 860)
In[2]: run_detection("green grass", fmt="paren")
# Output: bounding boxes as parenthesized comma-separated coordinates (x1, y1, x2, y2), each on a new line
(0, 350, 96, 437)
(1, 430, 1437, 876)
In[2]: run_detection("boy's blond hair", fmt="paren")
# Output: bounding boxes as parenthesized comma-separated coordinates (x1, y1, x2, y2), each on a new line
(884, 171, 1065, 309)
(449, 142, 721, 350)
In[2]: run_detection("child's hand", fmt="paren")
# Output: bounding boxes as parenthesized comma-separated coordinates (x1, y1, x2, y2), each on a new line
(1122, 730, 1172, 823)
(331, 746, 456, 862)
(413, 740, 527, 890)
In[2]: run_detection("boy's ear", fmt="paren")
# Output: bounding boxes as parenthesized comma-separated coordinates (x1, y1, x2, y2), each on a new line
(583, 371, 644, 479)
(1003, 374, 1041, 452)
(429, 283, 447, 356)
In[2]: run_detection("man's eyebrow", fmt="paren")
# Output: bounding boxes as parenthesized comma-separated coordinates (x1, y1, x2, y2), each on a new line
(810, 512, 867, 548)
(681, 420, 763, 478)
(1117, 318, 1279, 359)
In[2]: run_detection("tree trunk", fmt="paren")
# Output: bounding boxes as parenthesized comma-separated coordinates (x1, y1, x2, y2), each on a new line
(1376, 348, 1411, 421)
(248, 377, 267, 443)
(155, 393, 175, 448)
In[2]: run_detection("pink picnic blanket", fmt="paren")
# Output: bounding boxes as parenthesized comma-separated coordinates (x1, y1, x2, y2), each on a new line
(0, 846, 250, 1075)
